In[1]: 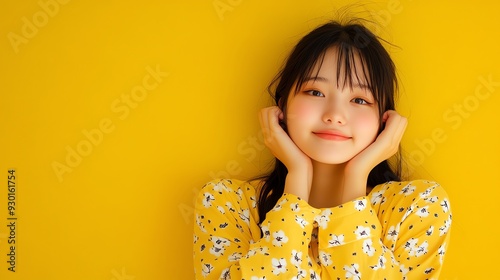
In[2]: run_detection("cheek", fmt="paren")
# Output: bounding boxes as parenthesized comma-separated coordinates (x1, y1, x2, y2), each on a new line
(285, 98, 318, 142)
(353, 111, 380, 139)
(286, 99, 316, 125)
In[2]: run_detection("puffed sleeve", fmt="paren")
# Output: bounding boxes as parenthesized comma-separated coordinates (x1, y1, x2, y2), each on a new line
(193, 179, 322, 280)
(376, 180, 452, 279)
(314, 180, 452, 280)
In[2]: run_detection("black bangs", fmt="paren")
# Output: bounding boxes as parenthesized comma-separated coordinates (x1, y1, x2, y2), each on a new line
(292, 43, 373, 99)
(272, 21, 397, 118)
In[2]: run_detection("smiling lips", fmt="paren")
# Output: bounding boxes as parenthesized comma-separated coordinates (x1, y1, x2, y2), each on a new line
(313, 130, 351, 141)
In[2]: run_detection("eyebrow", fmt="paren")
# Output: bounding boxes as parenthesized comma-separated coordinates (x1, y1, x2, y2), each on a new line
(304, 76, 371, 91)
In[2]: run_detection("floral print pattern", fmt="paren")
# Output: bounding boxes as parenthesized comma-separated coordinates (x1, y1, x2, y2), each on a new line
(193, 179, 452, 279)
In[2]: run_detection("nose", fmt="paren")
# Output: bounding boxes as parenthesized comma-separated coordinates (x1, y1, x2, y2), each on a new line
(322, 101, 346, 125)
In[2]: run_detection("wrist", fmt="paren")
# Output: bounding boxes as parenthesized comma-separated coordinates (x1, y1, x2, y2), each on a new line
(341, 173, 369, 203)
(284, 165, 312, 202)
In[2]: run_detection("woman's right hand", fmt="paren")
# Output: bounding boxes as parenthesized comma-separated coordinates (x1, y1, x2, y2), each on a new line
(259, 106, 313, 200)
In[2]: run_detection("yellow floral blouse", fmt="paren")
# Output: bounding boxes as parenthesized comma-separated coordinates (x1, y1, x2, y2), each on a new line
(193, 179, 452, 280)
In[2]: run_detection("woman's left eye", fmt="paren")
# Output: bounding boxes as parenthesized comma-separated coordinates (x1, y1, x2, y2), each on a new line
(352, 98, 369, 105)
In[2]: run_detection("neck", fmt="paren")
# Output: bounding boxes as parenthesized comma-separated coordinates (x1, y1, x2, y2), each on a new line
(308, 161, 348, 208)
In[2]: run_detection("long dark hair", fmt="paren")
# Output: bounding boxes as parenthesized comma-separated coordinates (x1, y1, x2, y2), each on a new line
(256, 20, 402, 224)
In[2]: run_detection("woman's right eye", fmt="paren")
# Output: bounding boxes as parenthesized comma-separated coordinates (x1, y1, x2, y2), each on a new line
(305, 90, 324, 97)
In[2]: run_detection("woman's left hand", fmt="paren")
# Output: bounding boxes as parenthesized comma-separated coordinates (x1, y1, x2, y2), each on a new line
(342, 110, 407, 202)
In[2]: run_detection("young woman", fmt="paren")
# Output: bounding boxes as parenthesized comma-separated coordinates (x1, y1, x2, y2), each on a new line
(193, 20, 452, 280)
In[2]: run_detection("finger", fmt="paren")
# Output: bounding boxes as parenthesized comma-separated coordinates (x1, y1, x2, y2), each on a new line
(261, 106, 284, 146)
(393, 116, 407, 143)
(387, 111, 407, 139)
(382, 110, 391, 123)
(389, 116, 407, 149)
(267, 106, 282, 132)
(382, 110, 399, 123)
(379, 111, 398, 135)
(380, 111, 407, 148)
(383, 111, 404, 129)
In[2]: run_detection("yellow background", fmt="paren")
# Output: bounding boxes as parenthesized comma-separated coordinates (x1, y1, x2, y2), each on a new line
(1, 0, 499, 279)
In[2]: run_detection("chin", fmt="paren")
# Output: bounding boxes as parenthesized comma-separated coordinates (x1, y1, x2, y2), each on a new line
(309, 154, 354, 165)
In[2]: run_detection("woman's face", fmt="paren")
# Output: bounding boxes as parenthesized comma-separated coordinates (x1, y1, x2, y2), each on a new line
(286, 47, 380, 165)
